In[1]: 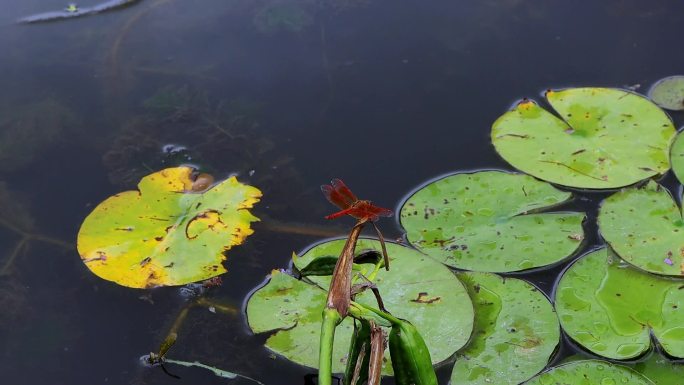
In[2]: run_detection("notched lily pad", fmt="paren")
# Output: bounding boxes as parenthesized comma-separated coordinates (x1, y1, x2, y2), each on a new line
(77, 167, 261, 288)
(246, 239, 474, 373)
(451, 272, 559, 385)
(400, 171, 585, 272)
(555, 248, 684, 360)
(598, 181, 684, 276)
(492, 87, 675, 189)
(669, 131, 684, 185)
(247, 269, 355, 372)
(649, 75, 684, 111)
(524, 360, 654, 385)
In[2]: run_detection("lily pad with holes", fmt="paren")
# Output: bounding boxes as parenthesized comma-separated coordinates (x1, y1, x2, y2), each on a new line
(555, 248, 684, 360)
(670, 131, 684, 185)
(77, 167, 261, 288)
(649, 75, 684, 111)
(492, 87, 675, 189)
(450, 272, 559, 385)
(524, 360, 654, 385)
(598, 181, 684, 276)
(246, 239, 474, 373)
(399, 171, 585, 272)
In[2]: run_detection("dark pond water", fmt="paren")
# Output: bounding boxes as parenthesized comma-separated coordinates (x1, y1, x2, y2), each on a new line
(1, 1, 683, 384)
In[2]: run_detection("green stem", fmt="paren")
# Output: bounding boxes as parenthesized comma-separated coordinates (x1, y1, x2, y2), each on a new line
(348, 302, 392, 328)
(319, 308, 342, 385)
(366, 257, 384, 282)
(350, 301, 402, 325)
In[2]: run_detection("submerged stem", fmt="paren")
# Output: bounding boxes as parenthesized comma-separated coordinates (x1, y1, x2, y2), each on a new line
(259, 219, 345, 238)
(0, 237, 28, 275)
(194, 298, 239, 315)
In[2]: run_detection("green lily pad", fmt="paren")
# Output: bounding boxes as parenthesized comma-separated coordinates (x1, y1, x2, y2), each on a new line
(669, 131, 684, 185)
(562, 353, 684, 385)
(246, 239, 474, 372)
(598, 181, 684, 276)
(451, 272, 559, 385)
(648, 75, 684, 111)
(555, 248, 684, 360)
(633, 353, 684, 385)
(524, 360, 654, 385)
(399, 171, 585, 272)
(492, 87, 675, 189)
(77, 167, 261, 288)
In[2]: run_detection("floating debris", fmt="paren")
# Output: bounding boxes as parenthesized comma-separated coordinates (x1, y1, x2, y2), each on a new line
(18, 0, 141, 24)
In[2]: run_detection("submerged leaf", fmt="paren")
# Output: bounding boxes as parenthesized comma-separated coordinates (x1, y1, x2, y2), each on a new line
(399, 171, 584, 272)
(253, 2, 313, 33)
(555, 248, 684, 359)
(492, 88, 675, 189)
(451, 272, 559, 385)
(598, 181, 684, 276)
(0, 98, 80, 172)
(77, 167, 261, 288)
(246, 240, 474, 373)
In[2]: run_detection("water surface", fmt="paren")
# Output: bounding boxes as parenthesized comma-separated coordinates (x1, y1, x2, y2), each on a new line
(0, 1, 683, 384)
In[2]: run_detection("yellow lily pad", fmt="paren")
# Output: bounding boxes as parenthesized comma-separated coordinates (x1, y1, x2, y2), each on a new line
(77, 167, 261, 288)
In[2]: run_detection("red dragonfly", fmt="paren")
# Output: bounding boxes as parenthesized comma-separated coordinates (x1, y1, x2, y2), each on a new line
(322, 178, 392, 270)
(321, 179, 393, 222)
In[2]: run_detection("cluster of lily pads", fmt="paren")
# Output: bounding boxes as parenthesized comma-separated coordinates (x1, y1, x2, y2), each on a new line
(246, 84, 684, 384)
(74, 81, 684, 383)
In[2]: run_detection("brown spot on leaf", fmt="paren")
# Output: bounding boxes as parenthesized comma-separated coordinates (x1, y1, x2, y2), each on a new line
(410, 292, 441, 304)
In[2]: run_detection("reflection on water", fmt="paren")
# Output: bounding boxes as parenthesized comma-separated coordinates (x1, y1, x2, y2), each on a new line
(0, 0, 683, 384)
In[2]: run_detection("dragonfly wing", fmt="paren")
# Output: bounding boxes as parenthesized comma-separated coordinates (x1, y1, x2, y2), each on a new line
(331, 179, 358, 206)
(369, 205, 393, 218)
(325, 207, 356, 220)
(321, 184, 351, 209)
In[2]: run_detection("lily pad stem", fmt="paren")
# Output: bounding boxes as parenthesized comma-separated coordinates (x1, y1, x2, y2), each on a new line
(348, 302, 392, 328)
(351, 301, 402, 326)
(319, 307, 342, 385)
